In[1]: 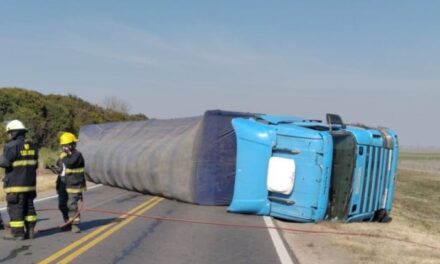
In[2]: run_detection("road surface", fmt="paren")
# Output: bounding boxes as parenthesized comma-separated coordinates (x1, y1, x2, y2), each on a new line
(0, 185, 296, 264)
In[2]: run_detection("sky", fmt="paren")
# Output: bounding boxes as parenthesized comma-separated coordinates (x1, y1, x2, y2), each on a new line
(0, 1, 439, 148)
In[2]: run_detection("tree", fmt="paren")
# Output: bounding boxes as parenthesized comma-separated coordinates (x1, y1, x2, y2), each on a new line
(102, 96, 131, 114)
(0, 88, 148, 148)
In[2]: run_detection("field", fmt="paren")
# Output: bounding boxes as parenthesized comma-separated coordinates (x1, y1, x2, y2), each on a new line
(399, 152, 440, 161)
(324, 167, 440, 263)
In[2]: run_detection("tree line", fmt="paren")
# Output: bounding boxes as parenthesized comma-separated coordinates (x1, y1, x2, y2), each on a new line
(0, 87, 147, 149)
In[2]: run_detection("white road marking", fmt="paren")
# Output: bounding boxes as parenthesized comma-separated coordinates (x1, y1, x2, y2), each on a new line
(264, 216, 295, 264)
(0, 184, 102, 212)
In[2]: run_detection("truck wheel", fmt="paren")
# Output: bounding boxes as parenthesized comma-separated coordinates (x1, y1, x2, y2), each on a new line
(373, 209, 392, 223)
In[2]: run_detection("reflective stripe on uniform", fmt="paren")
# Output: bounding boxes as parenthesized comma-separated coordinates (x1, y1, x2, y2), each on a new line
(9, 220, 25, 228)
(20, 150, 36, 156)
(66, 187, 86, 194)
(65, 168, 84, 174)
(4, 186, 36, 193)
(24, 215, 37, 222)
(25, 215, 37, 222)
(12, 160, 37, 167)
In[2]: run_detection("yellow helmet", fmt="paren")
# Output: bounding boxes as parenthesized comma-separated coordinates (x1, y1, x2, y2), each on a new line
(6, 120, 27, 132)
(59, 132, 78, 145)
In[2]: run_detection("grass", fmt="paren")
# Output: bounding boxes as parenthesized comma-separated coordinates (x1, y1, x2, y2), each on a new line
(399, 152, 440, 161)
(276, 152, 440, 264)
(393, 169, 440, 234)
(322, 152, 440, 263)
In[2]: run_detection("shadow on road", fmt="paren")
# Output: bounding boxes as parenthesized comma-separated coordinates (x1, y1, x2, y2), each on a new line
(0, 245, 32, 263)
(35, 217, 120, 238)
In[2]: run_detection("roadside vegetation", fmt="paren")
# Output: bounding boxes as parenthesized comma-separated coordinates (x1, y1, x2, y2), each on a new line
(324, 152, 440, 263)
(1, 87, 148, 202)
(0, 87, 147, 148)
(400, 152, 440, 161)
(275, 151, 440, 264)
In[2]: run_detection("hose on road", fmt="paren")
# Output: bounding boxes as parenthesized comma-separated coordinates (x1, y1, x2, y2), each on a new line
(31, 206, 439, 251)
(1, 199, 84, 234)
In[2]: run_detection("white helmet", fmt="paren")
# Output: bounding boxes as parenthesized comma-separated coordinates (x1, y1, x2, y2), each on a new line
(6, 120, 27, 132)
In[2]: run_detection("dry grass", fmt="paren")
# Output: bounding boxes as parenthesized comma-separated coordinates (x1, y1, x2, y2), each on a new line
(277, 152, 440, 263)
(398, 159, 440, 173)
(400, 152, 440, 161)
(318, 153, 440, 264)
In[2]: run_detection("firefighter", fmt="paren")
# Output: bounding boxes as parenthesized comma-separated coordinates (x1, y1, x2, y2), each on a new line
(54, 151, 69, 231)
(0, 120, 38, 240)
(57, 132, 86, 233)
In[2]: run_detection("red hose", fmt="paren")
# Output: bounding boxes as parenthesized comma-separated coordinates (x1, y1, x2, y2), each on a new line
(0, 199, 85, 233)
(3, 203, 437, 250)
(33, 206, 440, 250)
(58, 198, 84, 229)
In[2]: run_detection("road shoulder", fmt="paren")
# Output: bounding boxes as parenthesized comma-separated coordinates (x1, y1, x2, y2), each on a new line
(274, 220, 353, 264)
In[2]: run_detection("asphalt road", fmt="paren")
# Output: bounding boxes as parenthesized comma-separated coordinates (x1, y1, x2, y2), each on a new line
(0, 185, 294, 264)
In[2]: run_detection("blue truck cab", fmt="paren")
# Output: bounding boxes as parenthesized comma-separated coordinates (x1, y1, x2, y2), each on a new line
(227, 114, 399, 223)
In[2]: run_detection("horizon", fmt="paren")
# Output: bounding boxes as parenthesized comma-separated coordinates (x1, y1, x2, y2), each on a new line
(1, 1, 439, 148)
(1, 86, 438, 151)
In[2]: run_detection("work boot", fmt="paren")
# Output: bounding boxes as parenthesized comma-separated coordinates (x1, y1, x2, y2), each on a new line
(0, 221, 4, 230)
(25, 228, 35, 239)
(60, 223, 72, 232)
(60, 217, 72, 231)
(71, 224, 80, 233)
(24, 223, 36, 239)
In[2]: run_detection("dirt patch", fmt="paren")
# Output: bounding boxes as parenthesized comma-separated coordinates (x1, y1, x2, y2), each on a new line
(275, 221, 354, 264)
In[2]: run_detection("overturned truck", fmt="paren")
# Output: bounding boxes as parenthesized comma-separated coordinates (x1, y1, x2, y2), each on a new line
(79, 110, 399, 222)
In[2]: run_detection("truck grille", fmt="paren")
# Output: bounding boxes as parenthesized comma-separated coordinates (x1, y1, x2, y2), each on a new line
(359, 146, 393, 214)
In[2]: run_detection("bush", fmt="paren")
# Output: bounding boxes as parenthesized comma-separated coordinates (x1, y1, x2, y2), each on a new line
(0, 87, 148, 148)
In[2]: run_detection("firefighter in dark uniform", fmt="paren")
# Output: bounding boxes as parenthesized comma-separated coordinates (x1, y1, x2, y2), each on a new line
(57, 132, 86, 233)
(0, 120, 38, 240)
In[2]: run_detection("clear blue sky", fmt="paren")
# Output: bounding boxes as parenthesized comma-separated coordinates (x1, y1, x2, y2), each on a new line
(1, 1, 439, 147)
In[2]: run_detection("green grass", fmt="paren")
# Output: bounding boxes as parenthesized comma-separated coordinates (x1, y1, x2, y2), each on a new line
(38, 147, 59, 168)
(399, 152, 440, 161)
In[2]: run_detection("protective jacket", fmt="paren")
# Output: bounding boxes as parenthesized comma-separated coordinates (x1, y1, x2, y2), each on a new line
(0, 135, 38, 193)
(58, 150, 86, 194)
